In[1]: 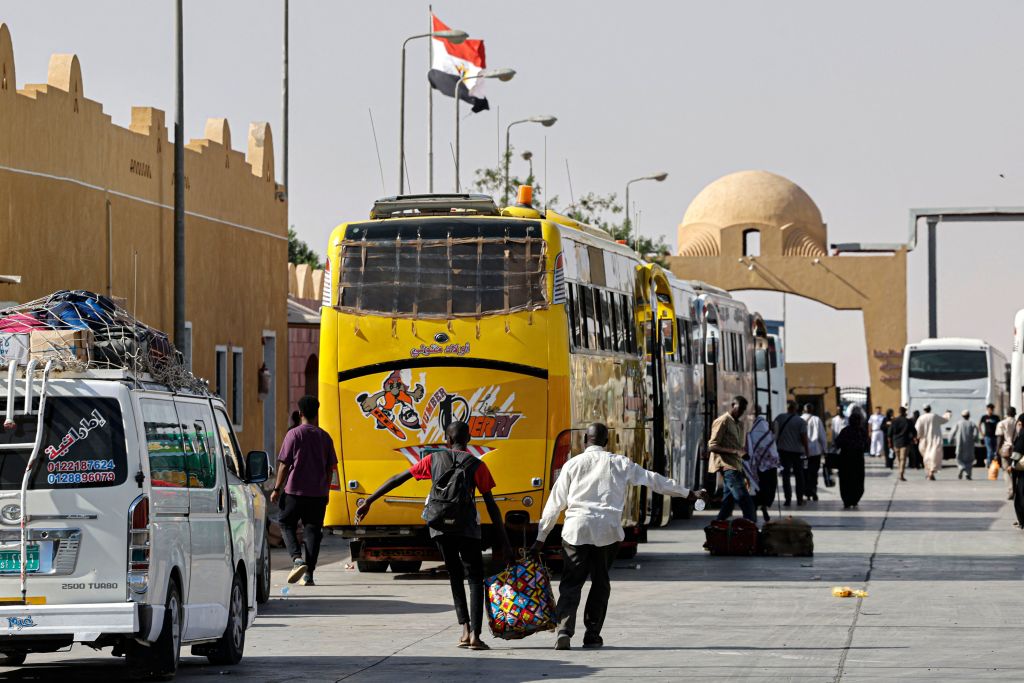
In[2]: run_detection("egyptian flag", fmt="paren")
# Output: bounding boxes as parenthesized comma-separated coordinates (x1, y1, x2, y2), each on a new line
(428, 14, 489, 113)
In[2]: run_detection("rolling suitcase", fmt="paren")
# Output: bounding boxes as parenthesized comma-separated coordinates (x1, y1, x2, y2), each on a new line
(760, 516, 813, 556)
(703, 518, 759, 556)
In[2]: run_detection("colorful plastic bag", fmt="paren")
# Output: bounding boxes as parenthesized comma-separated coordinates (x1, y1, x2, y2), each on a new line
(484, 556, 558, 640)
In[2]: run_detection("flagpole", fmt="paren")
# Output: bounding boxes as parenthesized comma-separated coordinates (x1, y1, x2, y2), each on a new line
(427, 5, 433, 193)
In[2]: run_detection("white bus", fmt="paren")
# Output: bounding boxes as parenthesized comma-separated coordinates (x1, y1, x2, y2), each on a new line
(902, 338, 1008, 455)
(1009, 310, 1024, 412)
(755, 333, 787, 422)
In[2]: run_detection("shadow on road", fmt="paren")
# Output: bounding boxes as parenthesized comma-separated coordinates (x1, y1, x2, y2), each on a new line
(1, 654, 597, 682)
(258, 595, 452, 617)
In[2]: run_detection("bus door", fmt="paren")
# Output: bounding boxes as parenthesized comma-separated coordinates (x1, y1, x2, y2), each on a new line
(644, 268, 675, 527)
(699, 299, 721, 492)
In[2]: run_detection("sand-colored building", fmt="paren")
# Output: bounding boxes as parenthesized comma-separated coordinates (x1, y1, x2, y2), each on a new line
(0, 23, 288, 455)
(785, 362, 839, 418)
(669, 170, 907, 410)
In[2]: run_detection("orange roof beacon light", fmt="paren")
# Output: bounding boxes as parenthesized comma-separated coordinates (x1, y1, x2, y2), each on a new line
(516, 185, 534, 208)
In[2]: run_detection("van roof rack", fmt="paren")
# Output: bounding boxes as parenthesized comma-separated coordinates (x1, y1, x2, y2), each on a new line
(370, 194, 500, 219)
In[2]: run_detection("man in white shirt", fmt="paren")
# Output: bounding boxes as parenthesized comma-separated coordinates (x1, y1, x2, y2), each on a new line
(529, 423, 705, 651)
(801, 404, 827, 501)
(868, 407, 886, 457)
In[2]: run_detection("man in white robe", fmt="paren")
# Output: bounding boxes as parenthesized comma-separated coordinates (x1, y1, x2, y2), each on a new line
(916, 405, 952, 480)
(868, 407, 886, 457)
(950, 410, 978, 480)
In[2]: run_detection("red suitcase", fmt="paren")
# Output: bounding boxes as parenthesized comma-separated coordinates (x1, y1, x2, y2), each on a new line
(703, 518, 759, 556)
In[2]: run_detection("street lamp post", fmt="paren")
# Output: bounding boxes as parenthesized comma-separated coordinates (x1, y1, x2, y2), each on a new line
(625, 172, 668, 253)
(173, 0, 185, 350)
(454, 68, 515, 192)
(503, 115, 556, 205)
(399, 29, 467, 194)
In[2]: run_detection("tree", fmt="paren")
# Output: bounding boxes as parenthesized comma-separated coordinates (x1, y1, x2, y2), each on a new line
(288, 228, 322, 269)
(470, 153, 669, 265)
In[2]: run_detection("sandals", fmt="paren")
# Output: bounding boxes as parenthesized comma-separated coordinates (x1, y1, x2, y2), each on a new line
(468, 641, 490, 651)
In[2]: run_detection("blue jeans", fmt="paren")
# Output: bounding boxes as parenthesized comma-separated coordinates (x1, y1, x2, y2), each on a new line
(716, 469, 757, 523)
(984, 436, 998, 467)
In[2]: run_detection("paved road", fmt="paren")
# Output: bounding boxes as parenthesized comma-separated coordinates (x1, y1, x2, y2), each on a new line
(4, 458, 1024, 681)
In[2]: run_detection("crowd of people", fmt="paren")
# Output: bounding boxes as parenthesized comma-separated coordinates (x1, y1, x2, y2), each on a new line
(269, 392, 1024, 653)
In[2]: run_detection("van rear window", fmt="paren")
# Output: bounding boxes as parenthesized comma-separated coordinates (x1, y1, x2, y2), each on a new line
(0, 398, 128, 490)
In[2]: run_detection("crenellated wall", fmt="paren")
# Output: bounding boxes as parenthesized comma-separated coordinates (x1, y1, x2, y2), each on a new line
(0, 22, 288, 455)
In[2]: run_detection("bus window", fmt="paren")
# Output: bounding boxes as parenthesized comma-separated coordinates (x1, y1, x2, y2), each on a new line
(339, 221, 545, 317)
(600, 290, 613, 351)
(567, 282, 582, 349)
(908, 349, 987, 381)
(619, 293, 634, 354)
(580, 285, 597, 350)
(609, 295, 622, 352)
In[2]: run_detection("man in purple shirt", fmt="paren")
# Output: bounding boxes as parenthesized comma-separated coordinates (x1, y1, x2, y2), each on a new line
(271, 395, 338, 586)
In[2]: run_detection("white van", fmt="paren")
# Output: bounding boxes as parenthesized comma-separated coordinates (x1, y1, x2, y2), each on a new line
(0, 366, 271, 678)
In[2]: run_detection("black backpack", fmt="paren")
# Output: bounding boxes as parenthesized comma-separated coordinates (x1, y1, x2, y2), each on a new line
(421, 449, 479, 533)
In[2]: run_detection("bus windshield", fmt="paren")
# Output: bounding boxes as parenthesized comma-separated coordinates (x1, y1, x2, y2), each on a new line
(337, 218, 546, 318)
(908, 349, 987, 381)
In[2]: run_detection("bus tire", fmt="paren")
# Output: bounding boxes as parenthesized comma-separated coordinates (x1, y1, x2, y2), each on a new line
(356, 560, 389, 573)
(617, 544, 638, 560)
(389, 561, 422, 573)
(672, 497, 694, 519)
(0, 651, 27, 666)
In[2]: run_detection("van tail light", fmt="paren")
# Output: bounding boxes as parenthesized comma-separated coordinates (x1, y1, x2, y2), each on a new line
(550, 430, 572, 484)
(127, 495, 150, 596)
(330, 470, 341, 491)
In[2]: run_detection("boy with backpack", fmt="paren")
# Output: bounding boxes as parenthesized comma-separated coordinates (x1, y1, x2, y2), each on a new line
(355, 420, 513, 650)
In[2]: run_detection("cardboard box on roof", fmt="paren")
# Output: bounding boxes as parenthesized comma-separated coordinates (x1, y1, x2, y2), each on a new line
(0, 333, 31, 366)
(29, 329, 94, 363)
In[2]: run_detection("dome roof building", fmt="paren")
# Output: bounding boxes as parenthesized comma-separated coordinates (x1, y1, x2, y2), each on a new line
(677, 170, 827, 258)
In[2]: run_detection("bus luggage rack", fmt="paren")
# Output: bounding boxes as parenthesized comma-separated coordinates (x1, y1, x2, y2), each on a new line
(370, 194, 500, 219)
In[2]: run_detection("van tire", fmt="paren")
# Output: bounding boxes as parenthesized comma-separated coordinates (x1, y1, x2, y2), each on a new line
(0, 651, 27, 666)
(205, 572, 246, 665)
(127, 581, 181, 680)
(356, 560, 389, 573)
(256, 534, 271, 604)
(389, 560, 422, 573)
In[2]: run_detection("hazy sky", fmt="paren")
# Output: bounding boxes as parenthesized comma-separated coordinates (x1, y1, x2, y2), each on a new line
(4, 1, 1024, 385)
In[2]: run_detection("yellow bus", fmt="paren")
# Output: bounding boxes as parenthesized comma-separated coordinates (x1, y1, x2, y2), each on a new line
(317, 190, 674, 571)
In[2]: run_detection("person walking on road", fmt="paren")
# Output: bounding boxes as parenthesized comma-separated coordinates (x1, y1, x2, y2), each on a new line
(916, 405, 951, 481)
(979, 404, 1001, 469)
(868, 407, 886, 458)
(835, 408, 869, 508)
(773, 400, 810, 507)
(909, 410, 923, 469)
(530, 423, 705, 650)
(801, 404, 827, 501)
(746, 409, 780, 522)
(881, 408, 896, 469)
(996, 407, 1017, 500)
(709, 396, 758, 522)
(1009, 414, 1024, 529)
(888, 406, 915, 481)
(952, 410, 978, 480)
(271, 395, 339, 587)
(356, 421, 513, 651)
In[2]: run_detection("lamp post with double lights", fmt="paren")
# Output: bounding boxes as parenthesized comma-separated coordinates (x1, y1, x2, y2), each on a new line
(504, 116, 557, 205)
(625, 172, 669, 253)
(399, 28, 467, 194)
(454, 68, 516, 192)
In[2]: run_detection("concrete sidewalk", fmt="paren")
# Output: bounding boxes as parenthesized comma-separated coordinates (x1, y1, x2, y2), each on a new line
(4, 458, 1023, 681)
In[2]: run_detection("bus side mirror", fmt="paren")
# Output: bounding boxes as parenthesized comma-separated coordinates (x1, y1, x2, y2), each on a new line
(245, 450, 270, 484)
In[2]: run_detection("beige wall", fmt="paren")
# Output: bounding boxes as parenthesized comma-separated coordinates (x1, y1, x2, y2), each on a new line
(670, 223, 907, 410)
(0, 24, 288, 454)
(785, 362, 839, 416)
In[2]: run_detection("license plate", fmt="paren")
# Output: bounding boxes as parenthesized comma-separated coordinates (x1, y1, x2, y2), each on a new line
(0, 547, 40, 573)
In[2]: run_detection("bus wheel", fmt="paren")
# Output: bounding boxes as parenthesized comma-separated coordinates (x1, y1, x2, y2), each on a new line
(356, 560, 389, 573)
(0, 651, 27, 666)
(617, 544, 638, 560)
(672, 497, 694, 519)
(389, 561, 422, 573)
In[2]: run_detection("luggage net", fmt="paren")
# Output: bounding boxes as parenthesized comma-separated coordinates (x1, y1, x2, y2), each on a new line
(0, 290, 206, 393)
